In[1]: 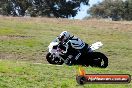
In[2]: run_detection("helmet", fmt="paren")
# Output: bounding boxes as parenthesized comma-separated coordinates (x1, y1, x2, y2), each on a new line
(58, 31, 70, 43)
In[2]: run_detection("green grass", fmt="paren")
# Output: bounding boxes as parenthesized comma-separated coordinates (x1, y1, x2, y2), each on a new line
(0, 60, 131, 88)
(0, 17, 132, 88)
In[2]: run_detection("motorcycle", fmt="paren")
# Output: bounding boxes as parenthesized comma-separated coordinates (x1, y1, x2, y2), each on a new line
(46, 38, 108, 68)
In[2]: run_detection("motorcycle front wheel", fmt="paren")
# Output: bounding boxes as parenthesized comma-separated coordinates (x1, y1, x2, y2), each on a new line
(46, 52, 64, 65)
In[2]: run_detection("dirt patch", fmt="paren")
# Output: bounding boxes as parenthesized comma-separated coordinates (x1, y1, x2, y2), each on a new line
(0, 35, 34, 40)
(0, 51, 47, 63)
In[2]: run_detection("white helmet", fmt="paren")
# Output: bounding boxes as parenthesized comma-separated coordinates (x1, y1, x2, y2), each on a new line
(58, 31, 70, 43)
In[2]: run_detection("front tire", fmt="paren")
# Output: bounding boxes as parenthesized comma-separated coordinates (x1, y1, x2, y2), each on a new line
(46, 52, 64, 65)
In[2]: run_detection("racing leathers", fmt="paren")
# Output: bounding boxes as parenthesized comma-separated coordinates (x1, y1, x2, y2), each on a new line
(59, 36, 89, 65)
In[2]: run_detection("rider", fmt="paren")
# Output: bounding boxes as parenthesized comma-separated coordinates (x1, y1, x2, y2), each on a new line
(57, 31, 89, 65)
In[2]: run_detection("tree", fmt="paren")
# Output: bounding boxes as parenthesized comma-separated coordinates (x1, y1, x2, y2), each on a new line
(123, 0, 132, 20)
(1, 0, 89, 18)
(26, 0, 89, 18)
(0, 0, 29, 16)
(87, 0, 132, 21)
(0, 0, 7, 14)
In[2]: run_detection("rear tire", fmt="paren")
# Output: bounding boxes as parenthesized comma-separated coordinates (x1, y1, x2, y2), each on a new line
(88, 52, 108, 68)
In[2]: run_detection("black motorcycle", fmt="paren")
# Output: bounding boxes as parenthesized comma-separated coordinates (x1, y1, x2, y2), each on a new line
(46, 39, 108, 68)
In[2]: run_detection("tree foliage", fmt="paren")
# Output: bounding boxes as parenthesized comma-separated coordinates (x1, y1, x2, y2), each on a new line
(88, 0, 132, 21)
(0, 0, 89, 18)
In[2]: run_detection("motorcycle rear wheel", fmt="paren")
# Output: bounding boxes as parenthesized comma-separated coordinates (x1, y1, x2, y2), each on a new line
(88, 52, 108, 68)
